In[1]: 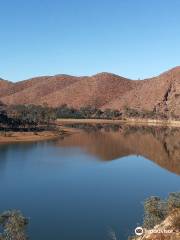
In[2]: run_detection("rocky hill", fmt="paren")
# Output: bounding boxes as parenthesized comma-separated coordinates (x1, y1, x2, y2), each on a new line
(0, 67, 180, 117)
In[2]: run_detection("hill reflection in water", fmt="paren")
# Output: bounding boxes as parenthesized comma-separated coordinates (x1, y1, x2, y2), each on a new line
(55, 124, 180, 175)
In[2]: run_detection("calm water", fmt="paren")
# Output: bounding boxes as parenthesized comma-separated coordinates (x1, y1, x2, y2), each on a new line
(0, 126, 179, 240)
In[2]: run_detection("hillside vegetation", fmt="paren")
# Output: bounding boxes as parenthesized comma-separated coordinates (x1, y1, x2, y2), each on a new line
(0, 67, 180, 119)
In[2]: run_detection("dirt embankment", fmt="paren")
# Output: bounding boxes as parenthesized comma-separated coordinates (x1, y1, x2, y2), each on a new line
(0, 126, 79, 144)
(56, 118, 180, 127)
(0, 131, 59, 143)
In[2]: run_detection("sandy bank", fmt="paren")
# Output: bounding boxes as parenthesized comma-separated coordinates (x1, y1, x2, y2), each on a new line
(0, 126, 82, 144)
(0, 131, 60, 143)
(56, 118, 180, 127)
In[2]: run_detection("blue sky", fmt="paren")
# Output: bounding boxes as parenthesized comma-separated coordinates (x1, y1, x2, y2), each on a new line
(0, 0, 180, 82)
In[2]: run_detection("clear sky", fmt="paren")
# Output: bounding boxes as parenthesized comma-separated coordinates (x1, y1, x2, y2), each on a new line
(0, 0, 180, 82)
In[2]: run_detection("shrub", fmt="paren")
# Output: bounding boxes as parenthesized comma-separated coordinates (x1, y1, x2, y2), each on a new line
(143, 193, 180, 229)
(168, 192, 180, 211)
(0, 210, 28, 240)
(143, 197, 168, 229)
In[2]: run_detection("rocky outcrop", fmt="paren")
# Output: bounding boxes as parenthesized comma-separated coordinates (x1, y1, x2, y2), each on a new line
(132, 209, 180, 240)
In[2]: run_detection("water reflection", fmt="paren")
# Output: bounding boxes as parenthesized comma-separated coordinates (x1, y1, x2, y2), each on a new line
(56, 124, 180, 175)
(0, 125, 179, 240)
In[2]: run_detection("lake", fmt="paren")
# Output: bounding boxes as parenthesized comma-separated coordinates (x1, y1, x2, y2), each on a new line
(0, 125, 179, 240)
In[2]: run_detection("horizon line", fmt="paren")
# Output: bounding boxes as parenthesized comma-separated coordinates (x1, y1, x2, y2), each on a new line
(1, 65, 180, 83)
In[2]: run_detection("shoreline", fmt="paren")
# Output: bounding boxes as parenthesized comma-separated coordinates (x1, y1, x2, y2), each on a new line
(56, 118, 180, 127)
(0, 126, 80, 144)
(0, 131, 59, 144)
(1, 117, 180, 144)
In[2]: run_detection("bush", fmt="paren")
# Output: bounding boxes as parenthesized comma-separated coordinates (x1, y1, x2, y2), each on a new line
(129, 193, 180, 239)
(143, 197, 168, 229)
(143, 192, 180, 229)
(0, 210, 28, 240)
(168, 192, 180, 211)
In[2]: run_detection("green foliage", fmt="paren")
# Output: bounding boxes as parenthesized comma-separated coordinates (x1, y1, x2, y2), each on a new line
(101, 109, 122, 119)
(124, 107, 140, 118)
(123, 106, 167, 119)
(0, 104, 123, 132)
(10, 104, 56, 126)
(55, 105, 122, 120)
(0, 104, 56, 131)
(55, 104, 83, 119)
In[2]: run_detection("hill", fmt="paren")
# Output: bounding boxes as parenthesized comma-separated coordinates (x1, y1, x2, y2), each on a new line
(0, 67, 180, 117)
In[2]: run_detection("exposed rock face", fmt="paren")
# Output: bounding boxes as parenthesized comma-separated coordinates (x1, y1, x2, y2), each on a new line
(0, 67, 180, 117)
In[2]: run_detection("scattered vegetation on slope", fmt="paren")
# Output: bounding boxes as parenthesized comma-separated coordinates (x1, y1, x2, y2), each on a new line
(143, 192, 180, 229)
(130, 192, 180, 240)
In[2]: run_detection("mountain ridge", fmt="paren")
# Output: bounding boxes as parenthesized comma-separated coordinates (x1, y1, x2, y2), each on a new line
(0, 67, 180, 116)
